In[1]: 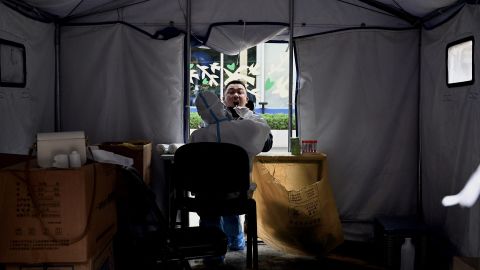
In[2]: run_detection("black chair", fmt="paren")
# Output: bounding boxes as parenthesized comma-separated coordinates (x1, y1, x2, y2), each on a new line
(114, 166, 228, 270)
(173, 142, 258, 269)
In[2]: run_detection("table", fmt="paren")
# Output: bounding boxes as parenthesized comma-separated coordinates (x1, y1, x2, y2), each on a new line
(159, 154, 191, 228)
(159, 154, 177, 228)
(254, 152, 327, 190)
(251, 152, 343, 256)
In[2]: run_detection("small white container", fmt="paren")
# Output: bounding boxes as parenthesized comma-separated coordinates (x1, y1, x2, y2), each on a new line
(69, 150, 82, 168)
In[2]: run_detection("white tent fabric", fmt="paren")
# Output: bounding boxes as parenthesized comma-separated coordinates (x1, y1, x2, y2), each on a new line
(25, 0, 419, 40)
(296, 29, 419, 240)
(377, 0, 457, 17)
(67, 0, 187, 32)
(18, 0, 459, 19)
(59, 24, 184, 214)
(292, 0, 411, 37)
(60, 24, 184, 145)
(15, 0, 459, 34)
(0, 2, 54, 154)
(205, 24, 288, 55)
(421, 4, 480, 257)
(192, 0, 289, 36)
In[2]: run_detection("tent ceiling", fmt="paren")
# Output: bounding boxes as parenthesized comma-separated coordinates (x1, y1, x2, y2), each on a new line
(15, 0, 460, 18)
(5, 0, 462, 38)
(20, 0, 116, 17)
(376, 0, 458, 17)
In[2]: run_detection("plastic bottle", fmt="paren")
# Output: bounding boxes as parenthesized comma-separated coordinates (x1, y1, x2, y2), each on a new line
(290, 137, 301, 155)
(69, 150, 82, 168)
(400, 237, 415, 270)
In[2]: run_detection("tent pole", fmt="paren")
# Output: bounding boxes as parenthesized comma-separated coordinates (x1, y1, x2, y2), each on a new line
(417, 30, 423, 222)
(54, 23, 61, 131)
(288, 0, 294, 151)
(184, 0, 191, 143)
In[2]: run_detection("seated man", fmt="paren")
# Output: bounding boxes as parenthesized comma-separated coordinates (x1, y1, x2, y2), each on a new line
(223, 80, 273, 152)
(190, 91, 270, 254)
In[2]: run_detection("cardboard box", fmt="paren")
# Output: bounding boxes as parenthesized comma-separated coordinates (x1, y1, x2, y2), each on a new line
(0, 154, 30, 169)
(0, 162, 117, 263)
(5, 240, 115, 270)
(453, 256, 480, 270)
(98, 141, 151, 184)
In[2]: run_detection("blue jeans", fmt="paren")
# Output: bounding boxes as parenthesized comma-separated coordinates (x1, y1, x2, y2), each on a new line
(200, 215, 245, 250)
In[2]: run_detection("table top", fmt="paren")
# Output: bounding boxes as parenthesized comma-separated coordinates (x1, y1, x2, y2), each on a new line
(255, 152, 326, 163)
(160, 152, 327, 162)
(159, 154, 174, 160)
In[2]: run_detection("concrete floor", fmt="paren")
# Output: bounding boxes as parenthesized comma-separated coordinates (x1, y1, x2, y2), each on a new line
(189, 240, 384, 270)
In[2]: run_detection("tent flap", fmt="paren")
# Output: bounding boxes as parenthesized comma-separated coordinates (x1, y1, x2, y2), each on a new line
(60, 24, 184, 145)
(296, 28, 419, 240)
(205, 23, 288, 55)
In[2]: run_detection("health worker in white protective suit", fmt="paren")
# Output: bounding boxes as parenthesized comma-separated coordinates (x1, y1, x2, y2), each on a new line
(190, 90, 270, 253)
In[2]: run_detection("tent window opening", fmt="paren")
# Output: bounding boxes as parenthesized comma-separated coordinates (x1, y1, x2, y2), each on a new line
(189, 43, 296, 114)
(447, 37, 474, 87)
(0, 39, 26, 88)
(189, 43, 296, 152)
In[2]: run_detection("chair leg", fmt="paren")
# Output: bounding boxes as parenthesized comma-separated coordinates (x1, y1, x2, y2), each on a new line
(246, 200, 258, 269)
(252, 202, 258, 270)
(246, 213, 253, 269)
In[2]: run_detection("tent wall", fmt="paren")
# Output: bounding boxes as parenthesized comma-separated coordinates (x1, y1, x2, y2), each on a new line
(296, 28, 419, 240)
(421, 4, 480, 257)
(59, 24, 184, 213)
(60, 24, 184, 145)
(0, 3, 55, 154)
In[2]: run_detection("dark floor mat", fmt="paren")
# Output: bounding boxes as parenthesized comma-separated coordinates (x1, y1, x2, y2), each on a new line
(190, 241, 384, 270)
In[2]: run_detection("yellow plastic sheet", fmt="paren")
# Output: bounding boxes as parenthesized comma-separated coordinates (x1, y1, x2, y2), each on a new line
(252, 153, 343, 256)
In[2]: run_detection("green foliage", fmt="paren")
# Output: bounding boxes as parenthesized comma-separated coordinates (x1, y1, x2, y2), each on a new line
(190, 112, 203, 129)
(189, 112, 295, 130)
(262, 114, 295, 130)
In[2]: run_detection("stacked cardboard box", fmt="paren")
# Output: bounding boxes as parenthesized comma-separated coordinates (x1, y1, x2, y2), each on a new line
(5, 241, 115, 270)
(0, 161, 117, 269)
(0, 153, 30, 168)
(453, 256, 480, 270)
(98, 140, 152, 184)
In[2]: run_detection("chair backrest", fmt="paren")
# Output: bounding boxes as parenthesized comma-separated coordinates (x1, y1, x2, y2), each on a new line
(174, 142, 250, 194)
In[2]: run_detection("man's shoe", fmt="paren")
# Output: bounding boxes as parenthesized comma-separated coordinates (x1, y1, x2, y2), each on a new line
(227, 234, 245, 251)
(228, 239, 245, 251)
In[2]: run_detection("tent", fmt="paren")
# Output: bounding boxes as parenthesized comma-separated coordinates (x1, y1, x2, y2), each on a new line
(0, 0, 478, 258)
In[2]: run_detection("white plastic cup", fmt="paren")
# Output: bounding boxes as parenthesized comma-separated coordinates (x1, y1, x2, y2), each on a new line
(52, 154, 69, 168)
(69, 150, 82, 168)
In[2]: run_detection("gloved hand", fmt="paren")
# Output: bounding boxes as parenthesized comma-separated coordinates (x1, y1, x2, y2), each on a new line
(234, 106, 254, 119)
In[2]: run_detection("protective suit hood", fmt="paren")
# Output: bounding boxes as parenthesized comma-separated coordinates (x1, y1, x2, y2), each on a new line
(190, 92, 271, 170)
(195, 92, 228, 124)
